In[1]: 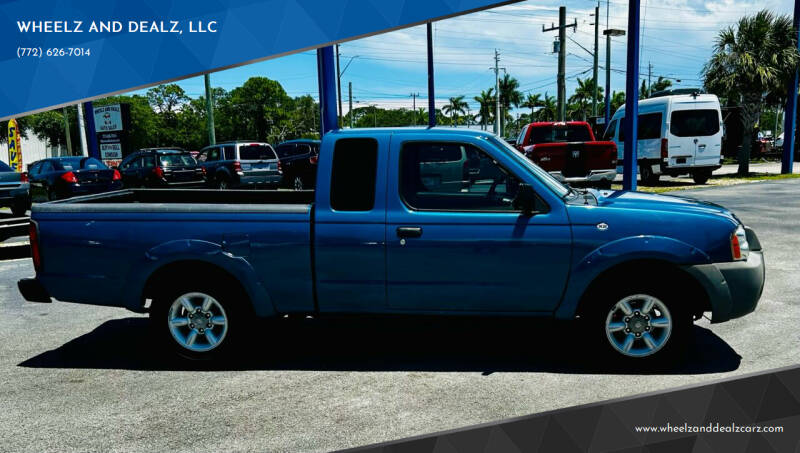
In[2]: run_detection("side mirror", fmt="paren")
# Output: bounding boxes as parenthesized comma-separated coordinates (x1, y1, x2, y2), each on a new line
(513, 183, 538, 216)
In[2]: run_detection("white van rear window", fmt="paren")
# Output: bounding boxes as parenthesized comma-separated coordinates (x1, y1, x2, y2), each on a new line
(670, 110, 720, 137)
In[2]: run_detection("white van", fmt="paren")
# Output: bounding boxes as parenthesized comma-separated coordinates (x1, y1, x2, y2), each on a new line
(604, 93, 723, 184)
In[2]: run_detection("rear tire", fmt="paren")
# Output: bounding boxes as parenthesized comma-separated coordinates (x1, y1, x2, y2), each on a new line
(216, 177, 229, 190)
(292, 176, 305, 191)
(150, 280, 247, 360)
(10, 200, 29, 217)
(588, 278, 691, 366)
(692, 171, 711, 185)
(639, 164, 660, 186)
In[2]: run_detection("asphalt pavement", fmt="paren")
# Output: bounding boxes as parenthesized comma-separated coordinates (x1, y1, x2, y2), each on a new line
(0, 179, 798, 452)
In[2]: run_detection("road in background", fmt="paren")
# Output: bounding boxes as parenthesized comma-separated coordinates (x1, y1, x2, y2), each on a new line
(0, 180, 798, 452)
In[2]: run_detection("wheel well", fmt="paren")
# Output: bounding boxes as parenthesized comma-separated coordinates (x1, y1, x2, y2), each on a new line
(141, 260, 251, 313)
(575, 259, 710, 318)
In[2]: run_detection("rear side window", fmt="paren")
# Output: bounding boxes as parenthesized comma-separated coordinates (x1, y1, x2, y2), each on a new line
(330, 138, 378, 211)
(223, 146, 236, 160)
(239, 144, 277, 160)
(670, 110, 720, 137)
(638, 113, 663, 140)
(275, 144, 295, 158)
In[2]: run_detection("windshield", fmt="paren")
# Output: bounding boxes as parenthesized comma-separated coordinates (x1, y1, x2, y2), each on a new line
(239, 144, 277, 160)
(530, 124, 592, 144)
(159, 153, 196, 166)
(487, 136, 570, 198)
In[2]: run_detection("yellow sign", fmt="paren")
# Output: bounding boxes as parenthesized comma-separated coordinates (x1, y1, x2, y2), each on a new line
(7, 119, 22, 172)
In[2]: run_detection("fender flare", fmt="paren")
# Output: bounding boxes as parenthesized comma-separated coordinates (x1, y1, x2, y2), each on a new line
(123, 239, 275, 317)
(554, 235, 711, 320)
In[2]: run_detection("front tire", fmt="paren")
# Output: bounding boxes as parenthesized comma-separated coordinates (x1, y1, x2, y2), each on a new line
(151, 283, 244, 360)
(591, 282, 691, 365)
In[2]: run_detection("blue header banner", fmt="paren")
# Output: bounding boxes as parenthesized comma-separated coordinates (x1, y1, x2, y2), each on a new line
(0, 0, 515, 120)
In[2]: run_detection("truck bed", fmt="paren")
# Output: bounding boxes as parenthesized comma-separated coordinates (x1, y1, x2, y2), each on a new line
(31, 188, 316, 314)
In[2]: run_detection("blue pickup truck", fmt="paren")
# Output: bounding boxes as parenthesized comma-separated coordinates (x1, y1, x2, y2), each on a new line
(18, 128, 764, 363)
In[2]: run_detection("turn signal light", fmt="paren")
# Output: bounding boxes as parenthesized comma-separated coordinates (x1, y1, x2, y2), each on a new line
(233, 161, 242, 172)
(309, 155, 319, 165)
(61, 171, 78, 183)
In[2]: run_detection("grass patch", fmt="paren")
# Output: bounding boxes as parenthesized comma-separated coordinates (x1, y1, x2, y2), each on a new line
(610, 172, 800, 193)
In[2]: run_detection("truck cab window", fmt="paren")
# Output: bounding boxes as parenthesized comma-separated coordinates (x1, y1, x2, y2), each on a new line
(330, 138, 378, 211)
(400, 142, 522, 212)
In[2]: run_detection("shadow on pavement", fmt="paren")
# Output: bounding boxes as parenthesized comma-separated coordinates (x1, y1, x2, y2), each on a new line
(19, 316, 741, 375)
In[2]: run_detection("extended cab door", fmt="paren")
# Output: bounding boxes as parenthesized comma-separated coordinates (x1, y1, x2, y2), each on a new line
(313, 135, 389, 312)
(385, 136, 572, 313)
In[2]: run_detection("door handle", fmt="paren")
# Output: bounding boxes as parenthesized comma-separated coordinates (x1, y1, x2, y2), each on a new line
(396, 227, 423, 238)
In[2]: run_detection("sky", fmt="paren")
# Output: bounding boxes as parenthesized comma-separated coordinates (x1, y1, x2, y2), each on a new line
(133, 0, 794, 119)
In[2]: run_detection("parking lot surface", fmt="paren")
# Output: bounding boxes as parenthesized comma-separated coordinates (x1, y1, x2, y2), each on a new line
(0, 179, 798, 452)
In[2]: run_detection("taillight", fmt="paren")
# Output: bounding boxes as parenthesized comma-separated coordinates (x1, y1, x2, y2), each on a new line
(309, 155, 319, 165)
(29, 222, 42, 272)
(201, 167, 207, 176)
(112, 169, 121, 181)
(661, 138, 669, 160)
(61, 171, 77, 183)
(233, 161, 242, 172)
(277, 160, 283, 173)
(152, 167, 165, 179)
(20, 172, 28, 183)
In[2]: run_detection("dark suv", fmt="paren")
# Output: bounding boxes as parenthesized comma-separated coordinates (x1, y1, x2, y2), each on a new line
(196, 141, 282, 189)
(275, 139, 320, 190)
(118, 148, 204, 188)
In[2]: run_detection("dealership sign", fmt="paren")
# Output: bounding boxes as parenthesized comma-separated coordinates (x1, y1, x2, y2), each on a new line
(0, 0, 516, 120)
(93, 105, 123, 132)
(6, 119, 22, 172)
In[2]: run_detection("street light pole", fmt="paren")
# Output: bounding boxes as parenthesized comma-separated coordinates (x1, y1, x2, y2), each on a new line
(592, 3, 599, 118)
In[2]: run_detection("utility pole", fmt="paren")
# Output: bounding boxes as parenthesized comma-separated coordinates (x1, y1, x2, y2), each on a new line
(410, 93, 419, 125)
(204, 73, 216, 145)
(647, 61, 653, 97)
(348, 82, 353, 128)
(336, 44, 343, 127)
(62, 107, 73, 156)
(543, 7, 577, 121)
(592, 4, 599, 118)
(76, 102, 88, 156)
(493, 49, 501, 135)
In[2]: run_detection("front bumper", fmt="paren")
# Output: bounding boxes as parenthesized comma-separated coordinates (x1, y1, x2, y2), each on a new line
(551, 169, 617, 183)
(683, 238, 765, 323)
(18, 278, 51, 303)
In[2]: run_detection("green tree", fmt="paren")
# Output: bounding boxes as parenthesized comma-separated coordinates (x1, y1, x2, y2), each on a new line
(703, 10, 800, 175)
(442, 96, 468, 126)
(610, 91, 626, 113)
(498, 74, 522, 135)
(473, 89, 495, 130)
(651, 76, 673, 94)
(570, 78, 604, 120)
(521, 93, 542, 117)
(538, 92, 557, 121)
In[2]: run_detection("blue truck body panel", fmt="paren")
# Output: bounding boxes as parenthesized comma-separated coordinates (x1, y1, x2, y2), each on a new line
(24, 127, 762, 325)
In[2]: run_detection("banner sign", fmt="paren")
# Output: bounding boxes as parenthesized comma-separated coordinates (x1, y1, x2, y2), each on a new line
(93, 105, 123, 132)
(0, 0, 516, 120)
(7, 119, 22, 172)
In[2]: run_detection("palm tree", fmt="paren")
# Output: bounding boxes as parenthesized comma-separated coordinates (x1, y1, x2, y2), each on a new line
(521, 93, 542, 117)
(569, 78, 603, 120)
(610, 91, 626, 113)
(498, 74, 522, 136)
(442, 96, 469, 126)
(651, 76, 672, 94)
(703, 10, 800, 175)
(538, 92, 557, 121)
(473, 89, 495, 130)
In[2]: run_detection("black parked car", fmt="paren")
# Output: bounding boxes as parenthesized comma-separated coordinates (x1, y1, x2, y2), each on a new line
(28, 157, 122, 202)
(275, 139, 320, 190)
(118, 148, 205, 188)
(0, 161, 30, 216)
(197, 141, 282, 189)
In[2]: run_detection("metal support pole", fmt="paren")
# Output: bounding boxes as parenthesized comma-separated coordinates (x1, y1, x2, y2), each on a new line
(317, 46, 339, 136)
(592, 4, 599, 118)
(605, 34, 612, 125)
(427, 23, 436, 127)
(83, 102, 99, 159)
(204, 73, 216, 145)
(494, 49, 501, 135)
(622, 0, 641, 191)
(76, 103, 88, 156)
(557, 6, 567, 121)
(782, 0, 799, 173)
(348, 82, 353, 128)
(336, 44, 343, 128)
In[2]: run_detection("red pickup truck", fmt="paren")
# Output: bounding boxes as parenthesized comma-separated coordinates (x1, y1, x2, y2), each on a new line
(514, 121, 617, 186)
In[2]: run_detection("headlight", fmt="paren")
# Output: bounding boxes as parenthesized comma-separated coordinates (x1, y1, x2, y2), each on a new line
(730, 224, 749, 261)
